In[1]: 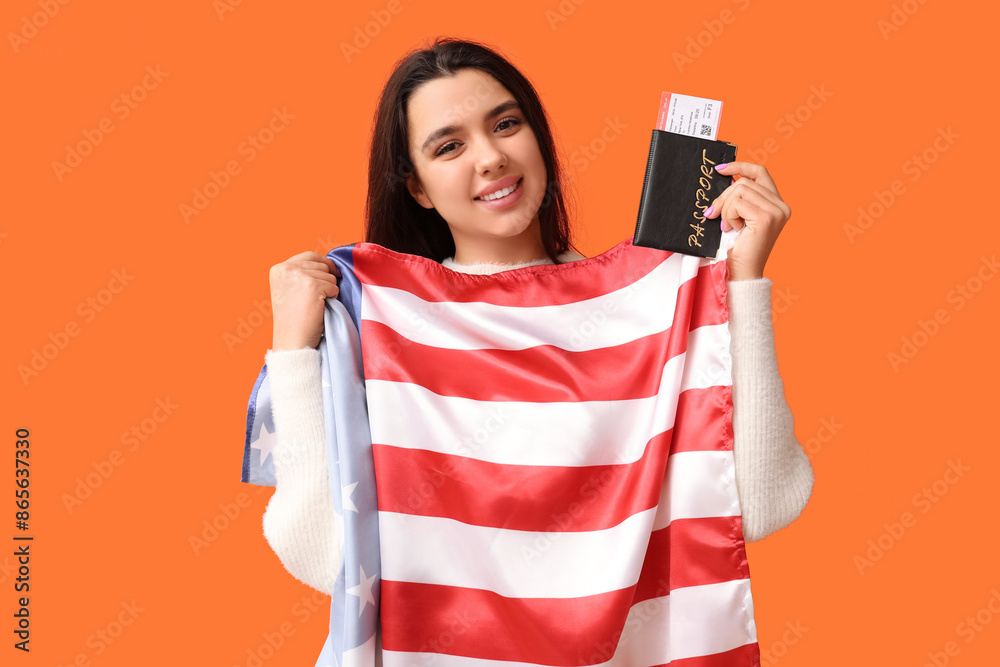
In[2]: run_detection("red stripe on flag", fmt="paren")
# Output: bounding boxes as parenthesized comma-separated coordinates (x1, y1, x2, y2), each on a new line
(691, 258, 729, 330)
(373, 430, 672, 530)
(352, 237, 679, 307)
(362, 322, 685, 402)
(634, 516, 750, 604)
(657, 642, 760, 667)
(380, 580, 636, 665)
(654, 641, 761, 667)
(671, 385, 733, 453)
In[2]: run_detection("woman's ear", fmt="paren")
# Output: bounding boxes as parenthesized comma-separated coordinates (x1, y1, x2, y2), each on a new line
(406, 174, 434, 209)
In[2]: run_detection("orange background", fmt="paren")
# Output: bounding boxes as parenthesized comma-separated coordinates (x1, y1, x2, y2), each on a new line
(4, 0, 998, 664)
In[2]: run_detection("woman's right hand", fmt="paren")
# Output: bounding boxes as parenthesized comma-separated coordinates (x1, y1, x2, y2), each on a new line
(269, 251, 341, 351)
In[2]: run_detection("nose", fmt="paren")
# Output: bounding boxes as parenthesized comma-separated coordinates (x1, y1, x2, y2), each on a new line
(474, 134, 507, 173)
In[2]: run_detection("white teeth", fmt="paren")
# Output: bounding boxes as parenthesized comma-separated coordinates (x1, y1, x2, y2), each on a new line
(479, 180, 519, 201)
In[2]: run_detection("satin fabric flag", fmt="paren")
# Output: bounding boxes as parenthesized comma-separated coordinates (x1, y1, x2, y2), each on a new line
(242, 234, 760, 667)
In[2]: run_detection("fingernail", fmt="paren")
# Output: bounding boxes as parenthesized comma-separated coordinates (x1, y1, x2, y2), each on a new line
(715, 163, 728, 170)
(704, 205, 714, 217)
(720, 220, 726, 232)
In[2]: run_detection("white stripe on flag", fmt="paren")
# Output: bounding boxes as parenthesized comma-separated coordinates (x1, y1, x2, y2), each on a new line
(680, 323, 732, 392)
(652, 451, 740, 530)
(341, 633, 377, 667)
(651, 451, 741, 532)
(379, 508, 657, 599)
(606, 579, 758, 665)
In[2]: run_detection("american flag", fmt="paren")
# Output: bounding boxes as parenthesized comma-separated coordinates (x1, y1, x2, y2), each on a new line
(243, 235, 760, 666)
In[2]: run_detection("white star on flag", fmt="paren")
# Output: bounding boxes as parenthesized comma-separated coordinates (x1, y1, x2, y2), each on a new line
(251, 422, 277, 467)
(342, 482, 359, 513)
(347, 566, 377, 617)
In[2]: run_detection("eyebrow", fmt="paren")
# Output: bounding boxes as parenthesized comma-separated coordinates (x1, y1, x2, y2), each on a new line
(420, 99, 521, 154)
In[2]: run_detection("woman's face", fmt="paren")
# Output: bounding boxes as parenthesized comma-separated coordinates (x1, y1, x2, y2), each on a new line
(405, 68, 549, 263)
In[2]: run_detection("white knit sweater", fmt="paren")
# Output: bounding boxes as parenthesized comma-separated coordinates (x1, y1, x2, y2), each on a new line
(260, 251, 815, 595)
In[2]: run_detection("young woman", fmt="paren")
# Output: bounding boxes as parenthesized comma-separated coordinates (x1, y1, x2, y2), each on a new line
(259, 36, 814, 659)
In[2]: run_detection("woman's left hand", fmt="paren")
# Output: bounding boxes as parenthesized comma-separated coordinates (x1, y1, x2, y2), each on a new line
(702, 161, 791, 281)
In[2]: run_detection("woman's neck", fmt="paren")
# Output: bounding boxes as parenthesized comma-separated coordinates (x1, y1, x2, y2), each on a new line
(452, 249, 550, 266)
(450, 226, 548, 266)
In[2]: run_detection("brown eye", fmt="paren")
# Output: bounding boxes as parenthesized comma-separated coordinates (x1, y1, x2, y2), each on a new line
(496, 117, 521, 132)
(435, 141, 459, 157)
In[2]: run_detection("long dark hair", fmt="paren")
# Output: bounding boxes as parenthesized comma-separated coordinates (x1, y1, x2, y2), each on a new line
(364, 36, 578, 263)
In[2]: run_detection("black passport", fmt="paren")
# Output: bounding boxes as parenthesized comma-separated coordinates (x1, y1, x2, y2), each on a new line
(633, 129, 738, 258)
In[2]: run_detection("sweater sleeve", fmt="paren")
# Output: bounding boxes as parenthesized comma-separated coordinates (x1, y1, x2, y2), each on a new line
(726, 277, 815, 542)
(260, 347, 340, 595)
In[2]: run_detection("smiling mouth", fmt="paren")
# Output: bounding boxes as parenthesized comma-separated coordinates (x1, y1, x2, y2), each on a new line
(475, 178, 522, 201)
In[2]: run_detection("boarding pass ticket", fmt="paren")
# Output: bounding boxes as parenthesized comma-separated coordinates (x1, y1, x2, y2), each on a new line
(656, 92, 723, 140)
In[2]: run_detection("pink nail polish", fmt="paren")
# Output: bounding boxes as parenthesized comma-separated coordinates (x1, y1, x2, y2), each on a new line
(704, 205, 714, 217)
(720, 220, 725, 232)
(715, 163, 728, 170)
